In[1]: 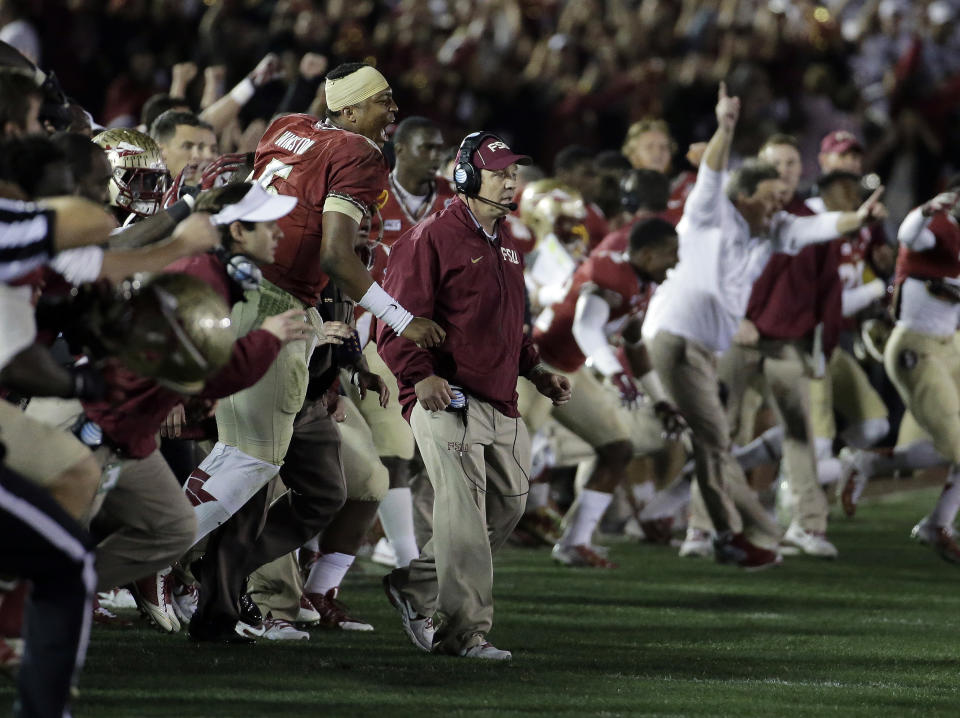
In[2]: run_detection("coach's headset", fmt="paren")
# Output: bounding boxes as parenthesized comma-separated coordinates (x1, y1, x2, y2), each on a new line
(453, 132, 518, 212)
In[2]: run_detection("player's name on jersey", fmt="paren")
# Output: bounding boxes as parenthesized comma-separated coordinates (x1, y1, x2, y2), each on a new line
(274, 131, 316, 155)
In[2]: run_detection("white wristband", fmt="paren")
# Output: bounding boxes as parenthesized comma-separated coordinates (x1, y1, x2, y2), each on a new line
(640, 369, 668, 404)
(229, 77, 256, 105)
(359, 282, 414, 336)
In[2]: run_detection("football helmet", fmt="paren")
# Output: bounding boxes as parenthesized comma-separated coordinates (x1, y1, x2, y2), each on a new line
(519, 179, 589, 253)
(108, 272, 235, 394)
(92, 128, 168, 217)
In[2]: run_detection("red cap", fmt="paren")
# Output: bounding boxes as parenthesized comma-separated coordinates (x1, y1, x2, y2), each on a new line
(471, 136, 531, 170)
(820, 130, 863, 155)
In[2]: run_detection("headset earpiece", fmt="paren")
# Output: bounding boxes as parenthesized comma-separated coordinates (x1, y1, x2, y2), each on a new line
(214, 247, 263, 292)
(454, 132, 486, 197)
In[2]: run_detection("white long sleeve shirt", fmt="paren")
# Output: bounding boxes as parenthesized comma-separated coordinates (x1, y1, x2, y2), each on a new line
(642, 165, 843, 353)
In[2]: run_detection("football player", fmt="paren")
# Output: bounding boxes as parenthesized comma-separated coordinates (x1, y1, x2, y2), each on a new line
(525, 216, 682, 567)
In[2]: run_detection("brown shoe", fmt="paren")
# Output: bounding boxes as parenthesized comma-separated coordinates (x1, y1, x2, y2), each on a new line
(305, 588, 373, 631)
(714, 532, 782, 571)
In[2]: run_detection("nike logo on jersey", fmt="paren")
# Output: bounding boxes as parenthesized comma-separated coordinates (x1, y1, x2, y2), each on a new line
(471, 256, 483, 264)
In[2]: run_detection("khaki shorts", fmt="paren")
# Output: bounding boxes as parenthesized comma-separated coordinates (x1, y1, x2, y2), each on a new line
(884, 325, 960, 463)
(343, 341, 414, 460)
(216, 280, 318, 465)
(338, 396, 389, 502)
(810, 347, 888, 440)
(518, 364, 632, 449)
(0, 398, 91, 488)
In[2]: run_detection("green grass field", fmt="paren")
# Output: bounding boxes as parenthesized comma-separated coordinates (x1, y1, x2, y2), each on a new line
(5, 487, 959, 718)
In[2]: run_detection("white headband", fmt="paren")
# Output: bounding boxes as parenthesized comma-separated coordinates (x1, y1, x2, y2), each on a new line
(325, 66, 390, 112)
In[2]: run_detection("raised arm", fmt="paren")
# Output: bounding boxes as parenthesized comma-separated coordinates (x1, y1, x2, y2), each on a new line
(683, 83, 739, 226)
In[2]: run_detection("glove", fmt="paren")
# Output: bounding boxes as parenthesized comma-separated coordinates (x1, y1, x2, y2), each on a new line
(199, 153, 252, 190)
(68, 364, 106, 401)
(611, 371, 640, 408)
(922, 192, 958, 217)
(653, 400, 686, 440)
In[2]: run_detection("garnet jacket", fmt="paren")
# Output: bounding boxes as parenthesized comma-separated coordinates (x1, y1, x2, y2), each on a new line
(377, 198, 542, 421)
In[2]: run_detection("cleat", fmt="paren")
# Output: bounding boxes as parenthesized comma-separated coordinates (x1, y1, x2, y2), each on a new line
(129, 571, 179, 633)
(97, 588, 137, 611)
(238, 592, 262, 628)
(639, 516, 674, 545)
(295, 594, 320, 625)
(460, 634, 511, 660)
(0, 637, 23, 678)
(170, 578, 199, 625)
(838, 448, 869, 517)
(911, 517, 960, 564)
(371, 537, 398, 568)
(551, 543, 618, 568)
(714, 532, 782, 571)
(306, 587, 373, 631)
(678, 528, 715, 558)
(517, 506, 563, 545)
(782, 523, 838, 559)
(261, 614, 310, 640)
(92, 597, 132, 627)
(383, 575, 434, 651)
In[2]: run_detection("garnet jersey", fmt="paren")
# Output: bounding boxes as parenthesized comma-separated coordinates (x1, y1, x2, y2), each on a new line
(253, 115, 389, 306)
(533, 249, 653, 373)
(895, 212, 960, 284)
(594, 209, 681, 254)
(584, 201, 610, 249)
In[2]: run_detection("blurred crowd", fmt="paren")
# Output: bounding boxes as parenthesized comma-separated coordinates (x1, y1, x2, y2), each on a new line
(3, 0, 960, 208)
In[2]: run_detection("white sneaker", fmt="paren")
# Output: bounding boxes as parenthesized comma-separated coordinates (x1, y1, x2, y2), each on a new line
(261, 615, 310, 641)
(460, 637, 511, 660)
(782, 523, 838, 559)
(551, 543, 618, 568)
(371, 537, 398, 568)
(678, 528, 714, 558)
(170, 578, 198, 625)
(97, 588, 137, 611)
(910, 515, 935, 545)
(295, 594, 320, 625)
(129, 570, 179, 633)
(383, 575, 434, 651)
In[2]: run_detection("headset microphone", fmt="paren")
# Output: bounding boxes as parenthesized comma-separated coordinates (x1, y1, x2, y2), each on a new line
(474, 196, 518, 212)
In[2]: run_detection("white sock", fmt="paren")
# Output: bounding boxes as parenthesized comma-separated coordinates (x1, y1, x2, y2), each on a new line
(560, 489, 613, 547)
(304, 552, 355, 595)
(817, 457, 843, 486)
(930, 469, 960, 527)
(639, 475, 690, 520)
(732, 426, 783, 471)
(378, 488, 419, 568)
(861, 441, 947, 478)
(526, 481, 550, 511)
(840, 417, 889, 449)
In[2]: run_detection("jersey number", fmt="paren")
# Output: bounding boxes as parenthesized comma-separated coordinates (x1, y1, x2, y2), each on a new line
(257, 159, 294, 195)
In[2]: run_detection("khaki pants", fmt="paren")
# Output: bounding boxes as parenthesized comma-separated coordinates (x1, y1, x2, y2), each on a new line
(884, 325, 960, 463)
(390, 399, 530, 654)
(518, 365, 631, 448)
(345, 342, 415, 460)
(215, 280, 318, 465)
(719, 341, 827, 533)
(248, 551, 302, 621)
(810, 347, 888, 440)
(91, 449, 197, 591)
(0, 398, 90, 489)
(648, 331, 780, 540)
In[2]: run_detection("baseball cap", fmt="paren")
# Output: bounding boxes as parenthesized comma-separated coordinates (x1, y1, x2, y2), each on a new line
(471, 136, 531, 171)
(209, 182, 298, 226)
(820, 130, 863, 156)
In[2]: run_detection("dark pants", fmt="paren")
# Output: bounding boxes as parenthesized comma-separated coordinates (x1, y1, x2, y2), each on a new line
(194, 401, 346, 623)
(0, 463, 95, 718)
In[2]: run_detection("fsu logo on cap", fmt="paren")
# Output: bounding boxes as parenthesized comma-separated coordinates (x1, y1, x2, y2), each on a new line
(487, 141, 509, 152)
